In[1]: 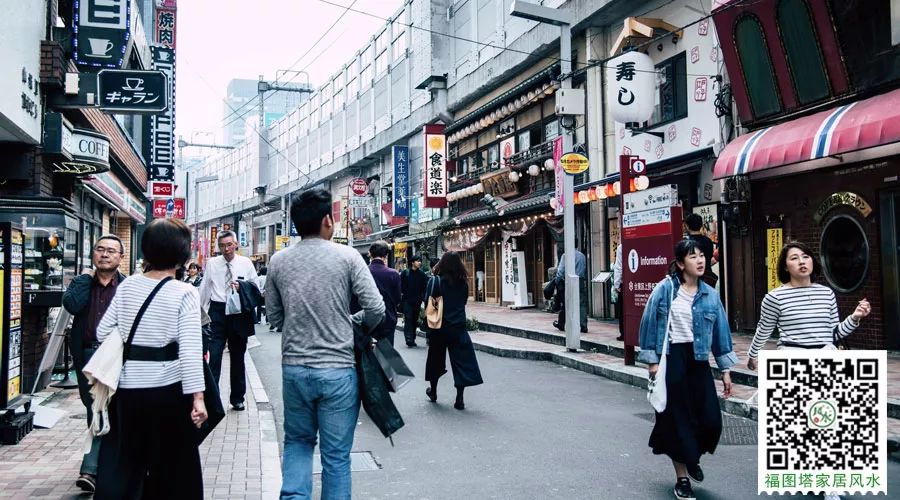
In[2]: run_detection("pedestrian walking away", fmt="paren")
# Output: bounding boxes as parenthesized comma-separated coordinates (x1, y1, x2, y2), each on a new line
(92, 218, 207, 499)
(553, 244, 588, 333)
(61, 234, 127, 493)
(266, 188, 385, 500)
(353, 240, 401, 346)
(198, 229, 258, 411)
(400, 254, 428, 347)
(424, 251, 483, 410)
(638, 239, 737, 500)
(745, 241, 871, 500)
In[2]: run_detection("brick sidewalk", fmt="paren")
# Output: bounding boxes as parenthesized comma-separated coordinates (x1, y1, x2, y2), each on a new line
(0, 348, 279, 499)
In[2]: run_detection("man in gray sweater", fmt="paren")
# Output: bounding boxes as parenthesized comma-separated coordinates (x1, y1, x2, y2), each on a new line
(265, 188, 385, 499)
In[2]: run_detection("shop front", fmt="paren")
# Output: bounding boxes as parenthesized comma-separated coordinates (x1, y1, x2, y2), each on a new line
(714, 88, 900, 349)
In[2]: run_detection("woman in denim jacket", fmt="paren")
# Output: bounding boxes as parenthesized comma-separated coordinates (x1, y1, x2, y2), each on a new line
(639, 239, 738, 500)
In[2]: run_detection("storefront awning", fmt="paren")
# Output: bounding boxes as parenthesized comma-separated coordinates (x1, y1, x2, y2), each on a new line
(713, 88, 900, 180)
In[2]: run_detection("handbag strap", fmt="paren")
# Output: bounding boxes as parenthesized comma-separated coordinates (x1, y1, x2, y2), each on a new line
(426, 276, 441, 299)
(661, 276, 676, 357)
(123, 276, 173, 365)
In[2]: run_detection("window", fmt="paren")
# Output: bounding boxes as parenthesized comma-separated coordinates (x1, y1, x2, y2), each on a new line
(361, 65, 373, 87)
(820, 215, 869, 292)
(376, 52, 389, 75)
(777, 0, 830, 104)
(735, 15, 782, 118)
(392, 10, 408, 60)
(649, 52, 688, 127)
(544, 119, 559, 141)
(517, 130, 531, 151)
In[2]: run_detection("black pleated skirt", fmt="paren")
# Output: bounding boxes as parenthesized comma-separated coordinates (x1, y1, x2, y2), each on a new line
(648, 342, 722, 465)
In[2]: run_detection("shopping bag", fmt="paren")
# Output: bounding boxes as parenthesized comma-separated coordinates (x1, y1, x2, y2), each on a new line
(225, 288, 242, 315)
(373, 340, 415, 392)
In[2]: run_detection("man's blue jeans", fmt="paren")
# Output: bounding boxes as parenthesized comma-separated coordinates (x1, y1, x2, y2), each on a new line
(281, 365, 360, 500)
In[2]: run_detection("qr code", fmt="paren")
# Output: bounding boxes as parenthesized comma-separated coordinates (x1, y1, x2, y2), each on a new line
(758, 350, 887, 495)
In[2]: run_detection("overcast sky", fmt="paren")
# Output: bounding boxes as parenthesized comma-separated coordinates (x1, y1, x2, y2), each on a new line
(174, 0, 403, 144)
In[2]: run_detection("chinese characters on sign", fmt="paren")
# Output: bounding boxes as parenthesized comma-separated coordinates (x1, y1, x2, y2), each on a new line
(392, 145, 410, 217)
(423, 124, 448, 208)
(155, 6, 177, 48)
(553, 137, 564, 216)
(606, 51, 655, 124)
(97, 70, 168, 113)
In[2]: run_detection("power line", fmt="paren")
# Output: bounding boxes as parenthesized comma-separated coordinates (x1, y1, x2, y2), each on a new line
(219, 0, 359, 129)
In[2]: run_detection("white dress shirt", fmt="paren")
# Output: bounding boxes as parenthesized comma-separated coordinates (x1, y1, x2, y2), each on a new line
(199, 254, 258, 310)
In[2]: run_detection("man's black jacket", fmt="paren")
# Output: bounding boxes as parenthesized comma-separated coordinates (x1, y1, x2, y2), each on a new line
(62, 271, 127, 369)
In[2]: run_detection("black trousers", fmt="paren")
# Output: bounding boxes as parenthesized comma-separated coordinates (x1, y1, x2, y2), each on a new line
(425, 323, 483, 388)
(649, 343, 722, 465)
(556, 278, 588, 330)
(95, 383, 202, 499)
(208, 301, 249, 405)
(402, 302, 421, 345)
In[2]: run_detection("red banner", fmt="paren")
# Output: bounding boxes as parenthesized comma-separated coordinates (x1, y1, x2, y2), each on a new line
(152, 199, 167, 218)
(172, 198, 185, 219)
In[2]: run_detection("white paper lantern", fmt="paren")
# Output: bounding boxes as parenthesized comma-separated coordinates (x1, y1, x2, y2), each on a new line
(549, 197, 559, 210)
(490, 111, 500, 121)
(501, 104, 511, 116)
(527, 164, 540, 176)
(578, 190, 591, 204)
(613, 181, 622, 195)
(476, 183, 484, 193)
(543, 158, 555, 171)
(509, 171, 521, 182)
(635, 175, 650, 190)
(606, 51, 656, 124)
(527, 90, 537, 102)
(597, 187, 608, 200)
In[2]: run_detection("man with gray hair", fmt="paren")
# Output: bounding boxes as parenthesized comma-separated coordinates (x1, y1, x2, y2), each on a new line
(199, 229, 258, 411)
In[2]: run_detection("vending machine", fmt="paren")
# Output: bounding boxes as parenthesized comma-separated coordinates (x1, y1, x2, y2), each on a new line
(0, 222, 25, 409)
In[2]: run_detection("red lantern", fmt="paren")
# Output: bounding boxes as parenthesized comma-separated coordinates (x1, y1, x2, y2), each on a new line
(605, 183, 615, 198)
(629, 178, 637, 192)
(588, 187, 599, 201)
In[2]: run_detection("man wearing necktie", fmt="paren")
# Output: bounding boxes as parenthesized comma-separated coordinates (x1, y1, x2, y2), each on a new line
(199, 230, 258, 410)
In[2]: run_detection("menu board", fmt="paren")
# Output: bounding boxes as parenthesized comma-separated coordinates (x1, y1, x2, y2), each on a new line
(1, 224, 24, 407)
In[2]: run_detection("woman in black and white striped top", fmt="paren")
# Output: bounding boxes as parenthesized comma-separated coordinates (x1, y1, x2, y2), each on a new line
(747, 241, 871, 369)
(94, 218, 207, 499)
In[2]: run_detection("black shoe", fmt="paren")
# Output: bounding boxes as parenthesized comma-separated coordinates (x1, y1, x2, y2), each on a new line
(616, 334, 624, 341)
(580, 327, 588, 333)
(425, 387, 437, 403)
(454, 400, 465, 410)
(76, 474, 96, 493)
(231, 402, 245, 411)
(673, 478, 695, 500)
(686, 463, 704, 483)
(552, 321, 564, 331)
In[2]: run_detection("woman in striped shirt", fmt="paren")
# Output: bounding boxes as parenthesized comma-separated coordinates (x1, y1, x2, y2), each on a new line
(747, 241, 871, 370)
(94, 219, 207, 499)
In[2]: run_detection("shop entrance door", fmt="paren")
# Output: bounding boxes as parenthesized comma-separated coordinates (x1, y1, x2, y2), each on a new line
(484, 242, 499, 303)
(881, 190, 900, 349)
(462, 250, 476, 301)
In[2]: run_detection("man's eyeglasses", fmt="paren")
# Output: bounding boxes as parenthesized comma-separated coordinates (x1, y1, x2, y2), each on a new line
(94, 246, 121, 255)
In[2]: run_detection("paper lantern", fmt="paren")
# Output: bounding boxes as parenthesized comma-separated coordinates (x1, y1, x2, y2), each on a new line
(588, 187, 599, 201)
(604, 183, 615, 198)
(549, 197, 559, 210)
(629, 179, 637, 192)
(597, 187, 608, 200)
(574, 195, 582, 205)
(613, 181, 622, 195)
(543, 158, 555, 171)
(578, 190, 591, 204)
(527, 90, 537, 101)
(635, 175, 650, 190)
(476, 183, 484, 193)
(527, 164, 540, 176)
(509, 170, 520, 182)
(606, 51, 656, 124)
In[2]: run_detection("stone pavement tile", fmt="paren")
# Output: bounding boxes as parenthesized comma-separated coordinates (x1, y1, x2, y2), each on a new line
(0, 349, 280, 499)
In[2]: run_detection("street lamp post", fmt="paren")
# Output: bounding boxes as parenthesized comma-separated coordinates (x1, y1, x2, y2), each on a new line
(510, 1, 580, 351)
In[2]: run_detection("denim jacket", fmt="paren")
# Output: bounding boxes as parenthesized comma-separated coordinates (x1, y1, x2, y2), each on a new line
(637, 275, 738, 370)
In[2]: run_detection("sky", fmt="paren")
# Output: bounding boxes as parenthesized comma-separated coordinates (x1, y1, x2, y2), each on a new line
(174, 0, 404, 144)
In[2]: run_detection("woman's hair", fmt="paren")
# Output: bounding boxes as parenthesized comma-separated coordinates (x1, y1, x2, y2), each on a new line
(259, 265, 267, 276)
(141, 218, 192, 271)
(433, 251, 468, 284)
(669, 238, 704, 283)
(776, 241, 821, 284)
(188, 262, 200, 271)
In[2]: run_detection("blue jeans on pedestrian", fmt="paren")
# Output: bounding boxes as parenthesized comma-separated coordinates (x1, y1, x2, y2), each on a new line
(281, 365, 360, 500)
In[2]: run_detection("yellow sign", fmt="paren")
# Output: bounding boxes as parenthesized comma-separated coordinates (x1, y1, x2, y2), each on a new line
(559, 152, 589, 175)
(275, 236, 291, 251)
(8, 378, 19, 402)
(766, 228, 783, 291)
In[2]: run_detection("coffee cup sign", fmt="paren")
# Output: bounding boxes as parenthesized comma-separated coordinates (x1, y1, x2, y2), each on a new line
(559, 153, 590, 175)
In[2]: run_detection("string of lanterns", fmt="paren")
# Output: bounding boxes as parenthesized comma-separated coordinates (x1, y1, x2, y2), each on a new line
(445, 211, 556, 236)
(447, 182, 484, 202)
(548, 175, 651, 210)
(448, 82, 557, 145)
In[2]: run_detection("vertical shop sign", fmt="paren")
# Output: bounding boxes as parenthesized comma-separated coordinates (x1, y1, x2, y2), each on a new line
(393, 145, 410, 217)
(766, 227, 783, 291)
(155, 5, 177, 49)
(73, 0, 131, 69)
(0, 225, 24, 406)
(142, 46, 176, 181)
(209, 226, 218, 255)
(423, 124, 448, 208)
(553, 137, 564, 216)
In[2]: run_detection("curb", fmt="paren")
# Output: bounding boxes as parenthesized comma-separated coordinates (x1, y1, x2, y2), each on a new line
(244, 351, 281, 498)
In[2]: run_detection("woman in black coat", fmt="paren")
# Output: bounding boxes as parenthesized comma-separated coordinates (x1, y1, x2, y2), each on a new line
(424, 251, 483, 410)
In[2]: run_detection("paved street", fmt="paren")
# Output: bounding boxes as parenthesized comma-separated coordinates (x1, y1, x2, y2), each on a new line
(250, 324, 900, 499)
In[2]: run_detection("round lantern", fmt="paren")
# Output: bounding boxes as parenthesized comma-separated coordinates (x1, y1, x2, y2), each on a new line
(604, 183, 616, 198)
(635, 175, 650, 190)
(588, 187, 599, 202)
(543, 158, 555, 171)
(509, 170, 520, 182)
(476, 183, 484, 193)
(549, 197, 559, 210)
(597, 187, 608, 200)
(527, 90, 537, 102)
(527, 164, 540, 176)
(613, 181, 622, 196)
(606, 51, 656, 124)
(578, 190, 591, 204)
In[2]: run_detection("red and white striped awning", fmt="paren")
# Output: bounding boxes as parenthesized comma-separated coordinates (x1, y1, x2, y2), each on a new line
(713, 88, 900, 179)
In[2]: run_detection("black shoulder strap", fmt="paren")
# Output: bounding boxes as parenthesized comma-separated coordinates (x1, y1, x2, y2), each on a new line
(123, 276, 173, 365)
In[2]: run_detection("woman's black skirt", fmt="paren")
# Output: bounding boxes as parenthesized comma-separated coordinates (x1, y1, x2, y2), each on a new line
(648, 342, 722, 465)
(425, 323, 483, 388)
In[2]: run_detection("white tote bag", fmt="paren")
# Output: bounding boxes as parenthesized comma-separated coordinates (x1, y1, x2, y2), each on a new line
(647, 278, 675, 413)
(225, 288, 242, 315)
